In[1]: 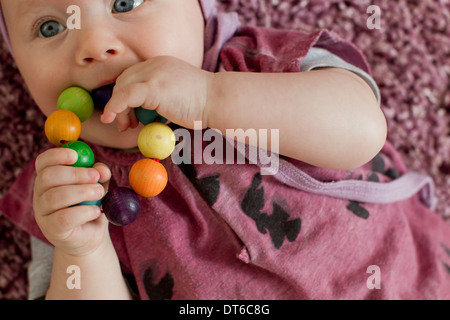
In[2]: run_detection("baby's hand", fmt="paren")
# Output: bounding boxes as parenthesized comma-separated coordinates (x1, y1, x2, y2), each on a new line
(33, 148, 111, 256)
(100, 56, 213, 131)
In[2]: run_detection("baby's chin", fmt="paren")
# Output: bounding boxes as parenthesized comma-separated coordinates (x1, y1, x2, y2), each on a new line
(80, 110, 143, 150)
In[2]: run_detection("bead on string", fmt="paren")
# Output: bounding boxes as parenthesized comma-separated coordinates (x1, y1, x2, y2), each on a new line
(44, 87, 175, 226)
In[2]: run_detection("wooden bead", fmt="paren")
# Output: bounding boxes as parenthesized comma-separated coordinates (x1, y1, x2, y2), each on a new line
(90, 83, 114, 111)
(77, 182, 102, 207)
(138, 122, 175, 160)
(129, 158, 168, 197)
(57, 87, 94, 122)
(45, 110, 81, 147)
(102, 187, 141, 226)
(79, 199, 102, 206)
(61, 141, 95, 168)
(135, 107, 168, 125)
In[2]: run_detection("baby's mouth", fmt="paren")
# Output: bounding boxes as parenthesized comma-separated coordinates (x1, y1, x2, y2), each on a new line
(91, 83, 115, 110)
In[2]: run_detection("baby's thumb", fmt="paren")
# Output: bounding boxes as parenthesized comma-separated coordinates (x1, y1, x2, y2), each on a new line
(93, 162, 112, 192)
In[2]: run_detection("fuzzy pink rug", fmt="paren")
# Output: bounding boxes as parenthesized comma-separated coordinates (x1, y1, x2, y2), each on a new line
(1, 0, 449, 300)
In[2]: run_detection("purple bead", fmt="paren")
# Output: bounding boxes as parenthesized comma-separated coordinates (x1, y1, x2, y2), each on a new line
(102, 187, 141, 226)
(90, 83, 115, 110)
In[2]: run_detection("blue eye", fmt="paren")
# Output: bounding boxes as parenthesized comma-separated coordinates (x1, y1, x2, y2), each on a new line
(113, 0, 144, 13)
(39, 20, 66, 38)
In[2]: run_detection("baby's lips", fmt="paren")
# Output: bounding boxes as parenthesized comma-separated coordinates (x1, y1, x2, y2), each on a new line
(91, 83, 115, 111)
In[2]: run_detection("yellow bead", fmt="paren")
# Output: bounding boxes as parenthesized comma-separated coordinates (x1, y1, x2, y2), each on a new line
(138, 122, 176, 160)
(44, 110, 81, 146)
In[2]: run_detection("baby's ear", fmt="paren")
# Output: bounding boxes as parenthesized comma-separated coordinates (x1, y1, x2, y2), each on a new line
(92, 162, 112, 191)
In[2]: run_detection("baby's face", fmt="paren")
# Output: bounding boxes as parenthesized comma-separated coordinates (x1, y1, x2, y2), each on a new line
(2, 0, 204, 149)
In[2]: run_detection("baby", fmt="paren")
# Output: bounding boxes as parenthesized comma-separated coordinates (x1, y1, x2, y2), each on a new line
(1, 0, 449, 300)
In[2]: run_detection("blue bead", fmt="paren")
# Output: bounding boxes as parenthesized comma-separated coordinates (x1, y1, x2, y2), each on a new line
(78, 199, 102, 206)
(74, 183, 102, 207)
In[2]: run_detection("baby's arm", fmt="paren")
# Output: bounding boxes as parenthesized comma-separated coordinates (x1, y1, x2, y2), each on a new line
(101, 56, 385, 170)
(207, 67, 386, 170)
(46, 235, 132, 299)
(33, 148, 132, 299)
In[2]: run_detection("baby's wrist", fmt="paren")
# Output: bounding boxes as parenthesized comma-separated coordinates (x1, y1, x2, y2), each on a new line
(56, 227, 114, 259)
(203, 71, 220, 129)
(47, 231, 129, 299)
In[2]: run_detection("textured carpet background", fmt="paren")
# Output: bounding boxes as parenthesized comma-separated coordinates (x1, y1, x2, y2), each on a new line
(0, 0, 449, 299)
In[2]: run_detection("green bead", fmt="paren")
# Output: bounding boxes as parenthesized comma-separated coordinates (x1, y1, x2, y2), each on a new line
(57, 87, 94, 122)
(135, 107, 168, 125)
(61, 141, 95, 168)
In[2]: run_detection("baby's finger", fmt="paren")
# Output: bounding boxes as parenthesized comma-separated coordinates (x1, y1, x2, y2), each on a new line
(35, 148, 78, 174)
(93, 163, 111, 192)
(39, 184, 105, 216)
(115, 107, 141, 132)
(100, 82, 153, 124)
(129, 109, 140, 129)
(34, 166, 100, 199)
(46, 205, 102, 239)
(92, 163, 111, 184)
(115, 110, 133, 132)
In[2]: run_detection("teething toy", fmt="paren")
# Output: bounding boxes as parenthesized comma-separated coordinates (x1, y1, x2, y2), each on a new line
(91, 84, 115, 110)
(137, 122, 175, 159)
(57, 87, 94, 122)
(102, 187, 141, 226)
(136, 107, 168, 125)
(45, 109, 81, 146)
(44, 86, 175, 226)
(61, 141, 95, 168)
(129, 158, 168, 198)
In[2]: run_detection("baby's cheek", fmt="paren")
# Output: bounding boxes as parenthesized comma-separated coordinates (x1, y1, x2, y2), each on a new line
(25, 81, 61, 116)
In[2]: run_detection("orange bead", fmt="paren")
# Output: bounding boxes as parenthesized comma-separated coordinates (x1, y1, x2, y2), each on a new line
(129, 159, 168, 197)
(45, 110, 81, 146)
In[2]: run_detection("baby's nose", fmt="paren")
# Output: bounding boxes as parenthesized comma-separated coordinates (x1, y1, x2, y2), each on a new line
(75, 28, 124, 65)
(82, 49, 119, 64)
